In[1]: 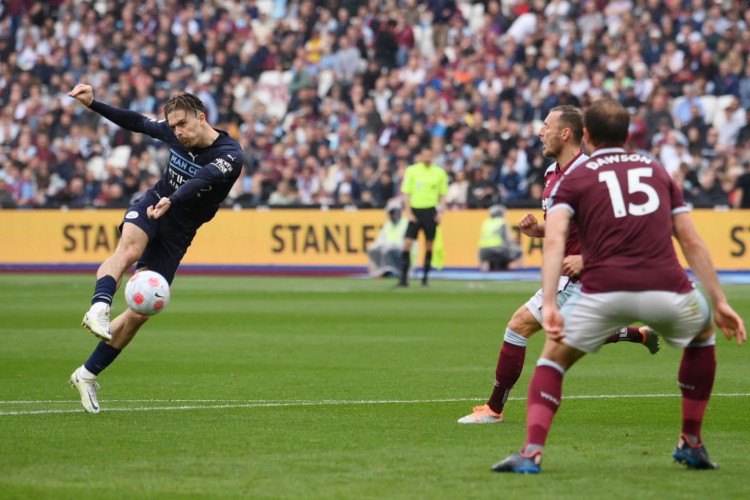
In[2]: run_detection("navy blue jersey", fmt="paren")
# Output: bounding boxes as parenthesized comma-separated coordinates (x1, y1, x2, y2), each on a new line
(89, 100, 242, 226)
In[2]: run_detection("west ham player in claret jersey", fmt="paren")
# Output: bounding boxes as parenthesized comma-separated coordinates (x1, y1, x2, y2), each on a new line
(492, 98, 745, 474)
(458, 105, 659, 425)
(67, 83, 243, 414)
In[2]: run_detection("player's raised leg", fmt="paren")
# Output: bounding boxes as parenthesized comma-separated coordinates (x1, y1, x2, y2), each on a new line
(82, 223, 148, 340)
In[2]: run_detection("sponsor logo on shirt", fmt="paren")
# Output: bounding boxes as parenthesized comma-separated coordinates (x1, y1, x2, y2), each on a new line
(167, 150, 203, 190)
(169, 151, 201, 177)
(213, 157, 234, 174)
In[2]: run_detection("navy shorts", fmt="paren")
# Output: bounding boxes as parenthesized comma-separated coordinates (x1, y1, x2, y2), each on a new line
(405, 207, 438, 241)
(120, 190, 198, 284)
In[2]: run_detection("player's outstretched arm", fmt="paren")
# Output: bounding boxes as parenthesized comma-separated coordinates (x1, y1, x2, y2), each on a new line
(69, 84, 154, 134)
(68, 84, 94, 107)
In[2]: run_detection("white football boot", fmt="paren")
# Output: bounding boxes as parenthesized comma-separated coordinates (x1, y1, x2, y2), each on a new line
(69, 366, 101, 414)
(82, 302, 112, 341)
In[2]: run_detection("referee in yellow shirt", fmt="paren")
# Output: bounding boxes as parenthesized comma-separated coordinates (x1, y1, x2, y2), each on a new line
(398, 145, 449, 287)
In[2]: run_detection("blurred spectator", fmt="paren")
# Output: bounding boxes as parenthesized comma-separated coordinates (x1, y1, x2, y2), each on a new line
(497, 149, 526, 204)
(428, 0, 458, 56)
(732, 162, 750, 209)
(373, 18, 398, 71)
(696, 166, 731, 207)
(445, 168, 469, 209)
(652, 119, 690, 176)
(333, 167, 361, 205)
(268, 179, 300, 206)
(0, 177, 17, 208)
(714, 97, 747, 151)
(372, 167, 397, 207)
(739, 63, 750, 110)
(672, 84, 705, 128)
(645, 93, 674, 140)
(736, 109, 750, 150)
(467, 162, 496, 208)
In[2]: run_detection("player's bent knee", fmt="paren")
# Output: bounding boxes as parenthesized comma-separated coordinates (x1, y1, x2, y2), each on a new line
(508, 308, 541, 338)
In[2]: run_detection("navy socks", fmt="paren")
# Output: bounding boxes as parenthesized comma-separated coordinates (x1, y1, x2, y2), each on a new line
(92, 275, 117, 305)
(84, 341, 122, 375)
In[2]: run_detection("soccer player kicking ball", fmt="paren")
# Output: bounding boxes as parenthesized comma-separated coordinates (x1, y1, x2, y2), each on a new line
(492, 98, 745, 474)
(459, 105, 660, 425)
(67, 84, 243, 413)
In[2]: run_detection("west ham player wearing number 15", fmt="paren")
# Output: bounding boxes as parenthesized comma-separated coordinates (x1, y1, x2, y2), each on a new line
(67, 83, 243, 413)
(492, 98, 745, 474)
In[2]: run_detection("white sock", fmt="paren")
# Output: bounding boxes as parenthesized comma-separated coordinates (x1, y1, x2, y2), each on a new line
(78, 365, 97, 379)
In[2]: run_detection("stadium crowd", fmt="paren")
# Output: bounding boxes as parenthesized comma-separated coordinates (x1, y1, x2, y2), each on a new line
(1, 0, 750, 211)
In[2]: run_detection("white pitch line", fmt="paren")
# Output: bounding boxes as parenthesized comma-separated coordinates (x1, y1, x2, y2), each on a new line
(0, 393, 748, 416)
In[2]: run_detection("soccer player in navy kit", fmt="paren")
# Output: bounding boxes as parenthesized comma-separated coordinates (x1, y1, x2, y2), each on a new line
(492, 99, 745, 473)
(67, 84, 243, 413)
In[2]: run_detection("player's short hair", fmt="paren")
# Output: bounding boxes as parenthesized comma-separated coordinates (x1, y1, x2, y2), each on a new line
(163, 92, 207, 120)
(584, 98, 630, 147)
(550, 105, 584, 142)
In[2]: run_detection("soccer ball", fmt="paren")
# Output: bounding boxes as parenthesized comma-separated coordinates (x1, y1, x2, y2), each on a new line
(124, 270, 170, 316)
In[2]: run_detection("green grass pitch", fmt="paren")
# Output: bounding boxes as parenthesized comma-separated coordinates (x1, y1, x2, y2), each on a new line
(0, 274, 748, 499)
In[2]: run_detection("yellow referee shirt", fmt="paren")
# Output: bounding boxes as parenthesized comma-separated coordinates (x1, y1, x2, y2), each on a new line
(401, 163, 449, 209)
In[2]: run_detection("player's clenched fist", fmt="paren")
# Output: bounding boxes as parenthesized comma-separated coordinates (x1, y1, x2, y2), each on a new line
(68, 84, 95, 107)
(519, 213, 543, 237)
(147, 197, 172, 220)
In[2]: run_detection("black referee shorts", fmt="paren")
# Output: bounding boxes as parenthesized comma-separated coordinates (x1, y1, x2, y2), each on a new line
(405, 207, 438, 241)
